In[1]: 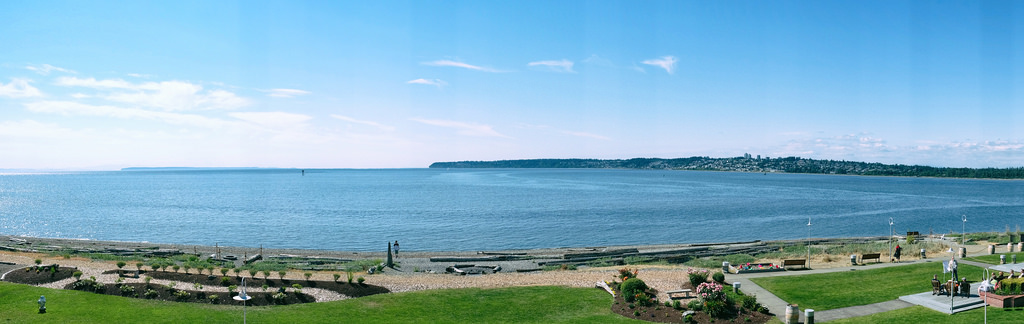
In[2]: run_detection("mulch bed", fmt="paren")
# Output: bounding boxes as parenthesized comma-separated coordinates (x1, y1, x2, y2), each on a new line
(609, 282, 774, 324)
(3, 266, 75, 284)
(131, 270, 390, 298)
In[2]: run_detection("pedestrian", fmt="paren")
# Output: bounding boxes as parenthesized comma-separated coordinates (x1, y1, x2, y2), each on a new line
(393, 241, 400, 257)
(948, 254, 959, 282)
(893, 244, 902, 262)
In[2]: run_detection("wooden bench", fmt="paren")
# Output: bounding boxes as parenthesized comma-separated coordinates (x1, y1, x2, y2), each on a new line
(666, 289, 693, 299)
(861, 253, 881, 263)
(782, 259, 807, 269)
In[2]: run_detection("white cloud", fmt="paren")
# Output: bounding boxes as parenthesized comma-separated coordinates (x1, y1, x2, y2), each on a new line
(0, 79, 42, 98)
(406, 78, 447, 88)
(642, 56, 677, 74)
(331, 114, 395, 131)
(229, 111, 312, 128)
(70, 93, 91, 99)
(422, 60, 503, 72)
(126, 73, 153, 78)
(25, 64, 75, 75)
(528, 59, 575, 73)
(411, 118, 511, 138)
(24, 101, 231, 128)
(266, 88, 312, 98)
(55, 77, 248, 111)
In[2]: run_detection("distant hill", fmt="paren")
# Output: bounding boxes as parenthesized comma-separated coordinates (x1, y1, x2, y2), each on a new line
(429, 157, 1024, 179)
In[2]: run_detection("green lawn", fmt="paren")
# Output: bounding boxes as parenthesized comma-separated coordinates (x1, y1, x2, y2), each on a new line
(751, 262, 986, 311)
(827, 305, 1024, 323)
(964, 252, 1024, 265)
(0, 282, 636, 323)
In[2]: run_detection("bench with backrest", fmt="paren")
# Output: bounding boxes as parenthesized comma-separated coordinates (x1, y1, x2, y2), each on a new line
(861, 253, 881, 264)
(782, 259, 807, 269)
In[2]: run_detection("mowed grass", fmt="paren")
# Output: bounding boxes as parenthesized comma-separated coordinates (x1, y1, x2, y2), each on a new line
(0, 282, 635, 323)
(751, 262, 986, 311)
(965, 252, 1024, 265)
(828, 305, 1024, 323)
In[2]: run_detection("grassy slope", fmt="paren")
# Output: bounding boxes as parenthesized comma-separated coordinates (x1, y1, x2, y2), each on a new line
(965, 252, 1024, 265)
(0, 282, 635, 323)
(751, 262, 986, 311)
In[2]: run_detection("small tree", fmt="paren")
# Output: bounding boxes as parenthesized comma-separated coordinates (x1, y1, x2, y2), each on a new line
(304, 272, 312, 281)
(183, 265, 192, 274)
(333, 273, 341, 282)
(136, 262, 144, 271)
(232, 268, 241, 278)
(221, 268, 230, 276)
(262, 270, 270, 280)
(278, 270, 286, 280)
(116, 261, 126, 269)
(173, 265, 180, 273)
(248, 269, 257, 279)
(34, 259, 42, 266)
(151, 264, 161, 272)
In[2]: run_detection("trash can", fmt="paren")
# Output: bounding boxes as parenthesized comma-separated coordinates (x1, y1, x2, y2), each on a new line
(920, 248, 926, 258)
(785, 304, 799, 324)
(1001, 255, 1006, 264)
(850, 254, 857, 265)
(733, 282, 741, 294)
(722, 261, 730, 272)
(988, 245, 995, 255)
(805, 309, 814, 324)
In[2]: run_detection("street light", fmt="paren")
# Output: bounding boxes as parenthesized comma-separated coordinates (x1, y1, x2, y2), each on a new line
(889, 218, 894, 262)
(807, 217, 812, 268)
(233, 277, 252, 324)
(962, 215, 967, 251)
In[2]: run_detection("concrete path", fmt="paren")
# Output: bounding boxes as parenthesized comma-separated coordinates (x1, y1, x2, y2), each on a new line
(731, 239, 992, 323)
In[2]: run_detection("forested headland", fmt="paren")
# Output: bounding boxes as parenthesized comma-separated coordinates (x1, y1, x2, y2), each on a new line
(429, 156, 1024, 179)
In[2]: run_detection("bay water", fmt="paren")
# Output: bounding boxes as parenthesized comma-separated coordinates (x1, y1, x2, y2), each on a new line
(0, 169, 1021, 251)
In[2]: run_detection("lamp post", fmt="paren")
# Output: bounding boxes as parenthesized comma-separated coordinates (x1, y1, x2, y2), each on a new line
(962, 215, 967, 251)
(889, 218, 894, 262)
(233, 277, 251, 324)
(807, 217, 812, 268)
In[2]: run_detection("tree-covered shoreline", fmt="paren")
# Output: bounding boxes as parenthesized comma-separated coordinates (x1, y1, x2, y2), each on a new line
(429, 156, 1024, 179)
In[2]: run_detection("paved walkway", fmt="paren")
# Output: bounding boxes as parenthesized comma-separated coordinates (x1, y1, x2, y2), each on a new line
(732, 240, 992, 323)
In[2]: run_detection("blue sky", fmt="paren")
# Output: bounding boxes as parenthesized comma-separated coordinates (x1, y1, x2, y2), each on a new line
(1, 0, 1022, 169)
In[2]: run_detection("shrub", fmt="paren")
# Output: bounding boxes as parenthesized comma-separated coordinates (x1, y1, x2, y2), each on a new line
(292, 283, 302, 290)
(262, 284, 269, 291)
(120, 284, 135, 295)
(135, 262, 143, 271)
(72, 271, 83, 280)
(278, 270, 286, 280)
(740, 294, 759, 310)
(183, 265, 191, 274)
(703, 299, 731, 319)
(221, 268, 229, 276)
(173, 265, 180, 272)
(116, 261, 126, 269)
(228, 285, 237, 295)
(35, 259, 42, 265)
(174, 290, 191, 300)
(304, 272, 312, 280)
(144, 289, 158, 299)
(357, 276, 365, 284)
(262, 270, 271, 280)
(687, 268, 710, 287)
(712, 271, 725, 284)
(620, 278, 649, 302)
(672, 300, 682, 310)
(193, 282, 203, 290)
(687, 299, 702, 311)
(333, 273, 341, 282)
(144, 276, 152, 285)
(272, 292, 288, 303)
(248, 269, 257, 278)
(696, 282, 725, 302)
(220, 276, 232, 286)
(207, 294, 219, 304)
(618, 267, 639, 281)
(347, 271, 354, 284)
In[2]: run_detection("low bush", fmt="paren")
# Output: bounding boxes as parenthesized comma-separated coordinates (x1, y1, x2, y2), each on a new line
(620, 278, 648, 303)
(712, 271, 725, 284)
(687, 299, 702, 311)
(207, 294, 219, 304)
(144, 289, 158, 299)
(687, 268, 710, 287)
(740, 294, 759, 310)
(357, 276, 365, 284)
(174, 290, 191, 301)
(220, 276, 232, 286)
(672, 299, 682, 310)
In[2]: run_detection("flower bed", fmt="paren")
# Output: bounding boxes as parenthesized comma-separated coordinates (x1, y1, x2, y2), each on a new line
(735, 263, 784, 274)
(980, 291, 1024, 308)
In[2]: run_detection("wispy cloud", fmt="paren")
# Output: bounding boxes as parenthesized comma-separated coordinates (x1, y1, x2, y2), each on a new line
(406, 78, 447, 88)
(422, 60, 503, 72)
(24, 101, 231, 128)
(25, 64, 76, 75)
(561, 130, 610, 140)
(126, 73, 153, 78)
(229, 111, 312, 128)
(411, 118, 511, 138)
(331, 114, 395, 131)
(582, 54, 614, 67)
(0, 78, 43, 98)
(266, 88, 312, 98)
(528, 59, 575, 73)
(642, 56, 677, 74)
(55, 77, 248, 111)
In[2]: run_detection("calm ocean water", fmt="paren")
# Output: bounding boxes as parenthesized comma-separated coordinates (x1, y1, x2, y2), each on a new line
(0, 169, 1022, 251)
